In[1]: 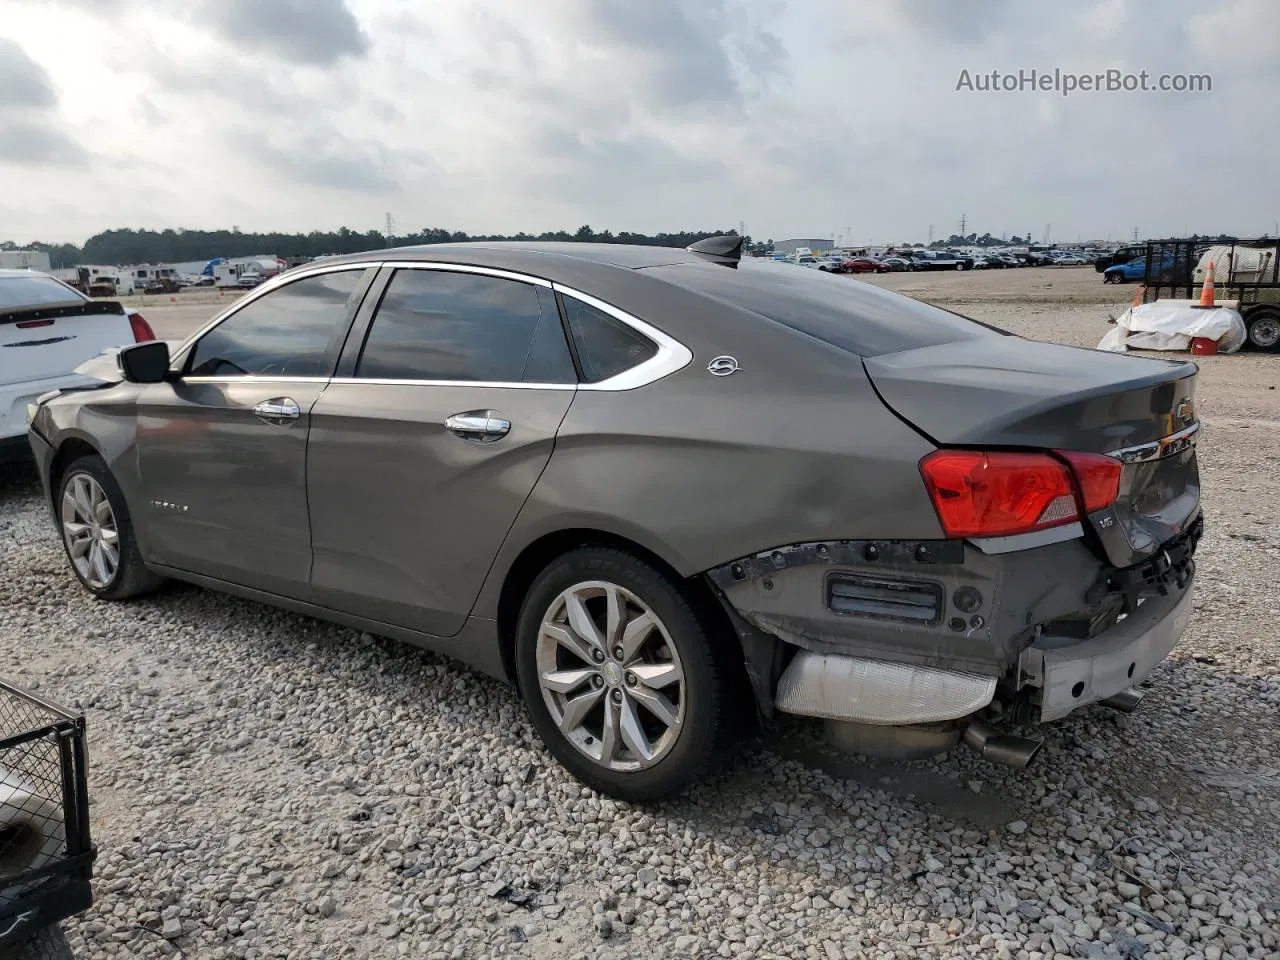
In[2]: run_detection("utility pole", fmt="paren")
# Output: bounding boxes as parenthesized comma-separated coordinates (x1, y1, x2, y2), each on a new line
(1044, 223, 1051, 245)
(959, 213, 967, 238)
(1133, 226, 1139, 243)
(385, 213, 395, 248)
(928, 224, 934, 244)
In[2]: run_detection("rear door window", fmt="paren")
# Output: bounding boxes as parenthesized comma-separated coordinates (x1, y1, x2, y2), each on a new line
(355, 269, 575, 384)
(187, 268, 368, 377)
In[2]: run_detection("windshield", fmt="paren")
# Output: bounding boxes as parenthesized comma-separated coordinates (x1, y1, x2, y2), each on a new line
(0, 274, 85, 308)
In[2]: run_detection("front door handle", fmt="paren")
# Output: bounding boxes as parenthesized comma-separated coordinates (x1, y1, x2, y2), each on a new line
(445, 410, 510, 443)
(252, 397, 301, 425)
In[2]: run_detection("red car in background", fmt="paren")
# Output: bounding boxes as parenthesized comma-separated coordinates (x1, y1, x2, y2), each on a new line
(842, 257, 890, 274)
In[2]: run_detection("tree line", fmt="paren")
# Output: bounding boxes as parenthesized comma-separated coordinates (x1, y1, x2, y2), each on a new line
(2, 225, 762, 268)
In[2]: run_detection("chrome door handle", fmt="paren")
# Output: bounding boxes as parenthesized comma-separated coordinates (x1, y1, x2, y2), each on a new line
(252, 397, 300, 425)
(445, 410, 510, 443)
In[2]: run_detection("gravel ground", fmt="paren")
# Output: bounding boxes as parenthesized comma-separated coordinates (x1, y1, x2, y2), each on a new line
(1, 271, 1278, 960)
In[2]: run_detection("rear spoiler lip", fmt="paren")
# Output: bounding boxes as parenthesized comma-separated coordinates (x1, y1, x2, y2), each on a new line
(1, 300, 126, 325)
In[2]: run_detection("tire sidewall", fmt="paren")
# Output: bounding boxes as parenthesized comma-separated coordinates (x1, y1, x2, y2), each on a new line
(1246, 310, 1280, 351)
(514, 549, 724, 801)
(57, 454, 136, 599)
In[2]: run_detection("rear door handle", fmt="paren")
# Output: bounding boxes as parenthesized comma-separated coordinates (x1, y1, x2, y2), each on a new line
(445, 410, 510, 443)
(252, 397, 301, 425)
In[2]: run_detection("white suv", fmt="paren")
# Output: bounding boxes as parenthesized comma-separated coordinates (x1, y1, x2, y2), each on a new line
(1, 269, 155, 458)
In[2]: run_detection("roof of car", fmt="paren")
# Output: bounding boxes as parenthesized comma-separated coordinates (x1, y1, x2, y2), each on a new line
(311, 241, 712, 272)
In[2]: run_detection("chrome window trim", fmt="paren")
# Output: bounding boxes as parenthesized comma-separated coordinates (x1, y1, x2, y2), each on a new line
(1111, 421, 1200, 464)
(551, 283, 693, 391)
(378, 261, 553, 288)
(327, 377, 576, 392)
(168, 260, 690, 393)
(181, 376, 331, 385)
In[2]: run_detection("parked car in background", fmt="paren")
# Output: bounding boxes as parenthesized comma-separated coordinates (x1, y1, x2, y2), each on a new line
(877, 256, 913, 272)
(1094, 245, 1148, 273)
(910, 251, 974, 271)
(841, 257, 890, 274)
(27, 237, 1204, 802)
(1048, 253, 1088, 266)
(1103, 256, 1175, 283)
(1, 268, 155, 460)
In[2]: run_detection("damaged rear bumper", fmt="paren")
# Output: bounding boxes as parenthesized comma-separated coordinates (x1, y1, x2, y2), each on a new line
(707, 517, 1200, 728)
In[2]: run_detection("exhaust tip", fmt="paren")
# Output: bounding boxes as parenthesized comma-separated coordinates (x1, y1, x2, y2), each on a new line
(963, 718, 1044, 768)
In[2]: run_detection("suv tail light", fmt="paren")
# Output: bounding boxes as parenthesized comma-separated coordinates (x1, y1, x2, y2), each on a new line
(128, 311, 156, 342)
(920, 449, 1122, 539)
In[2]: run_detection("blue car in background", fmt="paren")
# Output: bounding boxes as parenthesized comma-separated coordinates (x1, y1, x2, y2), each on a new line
(1103, 255, 1175, 284)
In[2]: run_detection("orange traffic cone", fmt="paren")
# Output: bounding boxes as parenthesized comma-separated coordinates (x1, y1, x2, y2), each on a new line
(170, 295, 176, 303)
(1132, 283, 1146, 308)
(1197, 260, 1215, 307)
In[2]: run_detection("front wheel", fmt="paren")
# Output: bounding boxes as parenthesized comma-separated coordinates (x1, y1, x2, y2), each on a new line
(57, 454, 164, 600)
(514, 548, 737, 802)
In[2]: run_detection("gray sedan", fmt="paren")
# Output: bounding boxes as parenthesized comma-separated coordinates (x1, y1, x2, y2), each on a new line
(25, 237, 1203, 801)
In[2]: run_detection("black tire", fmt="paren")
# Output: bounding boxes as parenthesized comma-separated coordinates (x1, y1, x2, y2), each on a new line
(514, 547, 738, 802)
(9, 924, 75, 960)
(1244, 307, 1280, 352)
(56, 453, 164, 600)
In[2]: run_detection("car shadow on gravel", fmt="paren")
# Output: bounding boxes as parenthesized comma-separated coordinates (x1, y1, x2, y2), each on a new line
(0, 456, 41, 505)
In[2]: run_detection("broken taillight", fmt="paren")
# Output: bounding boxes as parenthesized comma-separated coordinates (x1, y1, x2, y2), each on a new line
(920, 449, 1121, 539)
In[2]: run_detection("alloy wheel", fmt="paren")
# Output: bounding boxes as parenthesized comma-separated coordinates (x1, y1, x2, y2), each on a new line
(535, 580, 686, 772)
(61, 473, 120, 589)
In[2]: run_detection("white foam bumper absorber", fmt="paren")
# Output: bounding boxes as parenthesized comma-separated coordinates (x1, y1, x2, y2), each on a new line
(774, 651, 997, 725)
(0, 766, 65, 903)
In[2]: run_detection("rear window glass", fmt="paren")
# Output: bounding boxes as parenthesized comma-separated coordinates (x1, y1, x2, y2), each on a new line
(0, 275, 83, 308)
(648, 259, 1002, 357)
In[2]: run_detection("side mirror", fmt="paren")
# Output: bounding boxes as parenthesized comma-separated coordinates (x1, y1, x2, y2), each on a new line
(117, 340, 171, 384)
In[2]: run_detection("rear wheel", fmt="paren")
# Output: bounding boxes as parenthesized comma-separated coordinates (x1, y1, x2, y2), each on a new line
(57, 454, 164, 600)
(514, 548, 737, 802)
(1245, 307, 1280, 352)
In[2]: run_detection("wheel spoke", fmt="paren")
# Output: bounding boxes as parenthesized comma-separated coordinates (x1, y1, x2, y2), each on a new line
(100, 539, 120, 569)
(603, 585, 625, 649)
(89, 541, 108, 584)
(93, 494, 112, 525)
(540, 667, 596, 695)
(618, 694, 654, 762)
(629, 686, 680, 729)
(598, 696, 621, 765)
(619, 610, 657, 663)
(99, 527, 120, 545)
(541, 621, 596, 666)
(564, 590, 604, 652)
(557, 687, 603, 733)
(630, 661, 680, 690)
(73, 478, 92, 521)
(69, 535, 92, 559)
(63, 521, 91, 539)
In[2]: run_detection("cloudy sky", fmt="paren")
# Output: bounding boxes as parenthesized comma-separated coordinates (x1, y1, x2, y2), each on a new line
(1, 0, 1276, 246)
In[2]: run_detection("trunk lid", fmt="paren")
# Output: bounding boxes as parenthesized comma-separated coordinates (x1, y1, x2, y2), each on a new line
(864, 337, 1201, 568)
(1, 301, 136, 386)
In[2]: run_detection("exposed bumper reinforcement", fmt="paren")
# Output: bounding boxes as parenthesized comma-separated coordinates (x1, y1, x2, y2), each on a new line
(1023, 574, 1195, 722)
(774, 651, 996, 725)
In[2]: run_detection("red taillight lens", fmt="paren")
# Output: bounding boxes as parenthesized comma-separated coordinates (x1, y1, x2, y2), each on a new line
(1057, 451, 1123, 514)
(920, 449, 1124, 539)
(128, 311, 156, 342)
(920, 450, 1080, 539)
